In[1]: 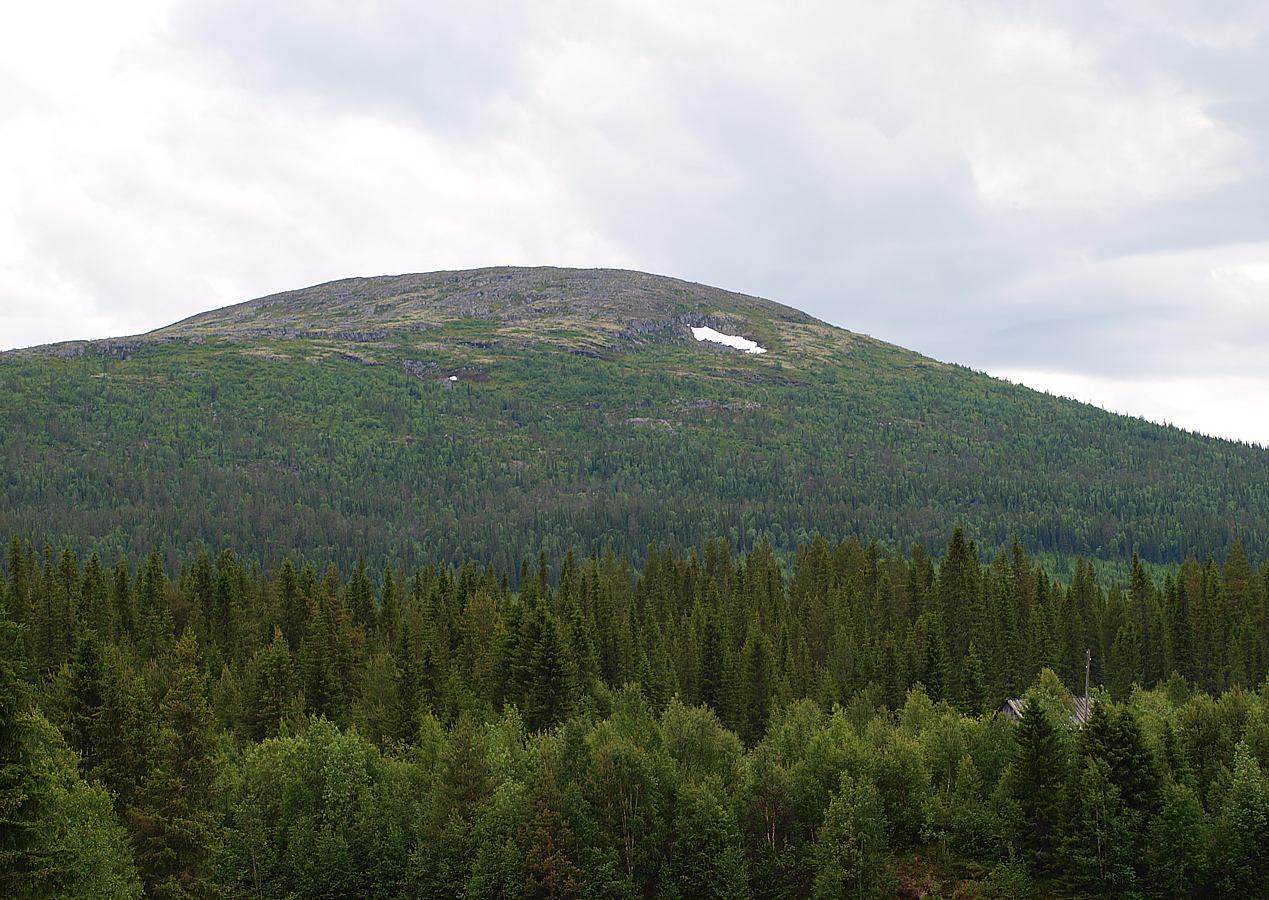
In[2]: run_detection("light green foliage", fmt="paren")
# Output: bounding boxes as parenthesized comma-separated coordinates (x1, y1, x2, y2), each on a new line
(1214, 740, 1269, 895)
(813, 774, 889, 899)
(1147, 780, 1210, 896)
(216, 717, 417, 898)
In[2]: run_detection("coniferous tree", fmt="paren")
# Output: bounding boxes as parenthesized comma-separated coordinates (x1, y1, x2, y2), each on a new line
(1, 596, 142, 897)
(388, 624, 421, 744)
(245, 627, 293, 742)
(519, 776, 587, 899)
(112, 558, 135, 641)
(961, 641, 986, 714)
(65, 629, 107, 778)
(130, 629, 222, 899)
(79, 553, 110, 636)
(275, 557, 305, 652)
(0, 595, 58, 891)
(1147, 779, 1210, 895)
(1059, 758, 1136, 896)
(380, 563, 400, 640)
(137, 550, 171, 657)
(739, 621, 775, 746)
(1010, 698, 1066, 873)
(299, 600, 344, 722)
(94, 651, 158, 816)
(347, 556, 376, 631)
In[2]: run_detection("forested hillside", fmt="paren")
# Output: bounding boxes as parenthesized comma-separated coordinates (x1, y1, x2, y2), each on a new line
(5, 530, 1269, 897)
(2, 267, 1267, 572)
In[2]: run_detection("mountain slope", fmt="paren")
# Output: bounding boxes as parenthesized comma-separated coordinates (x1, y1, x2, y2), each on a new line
(2, 266, 1266, 571)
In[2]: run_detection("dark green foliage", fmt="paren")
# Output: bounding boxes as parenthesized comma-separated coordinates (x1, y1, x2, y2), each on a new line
(244, 628, 292, 742)
(4, 529, 1269, 896)
(1, 596, 141, 898)
(1059, 758, 1137, 896)
(1010, 699, 1067, 872)
(4, 268, 1269, 579)
(65, 629, 107, 777)
(129, 629, 223, 898)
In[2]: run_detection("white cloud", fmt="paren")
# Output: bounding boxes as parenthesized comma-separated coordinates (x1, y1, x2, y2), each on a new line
(996, 367, 1269, 447)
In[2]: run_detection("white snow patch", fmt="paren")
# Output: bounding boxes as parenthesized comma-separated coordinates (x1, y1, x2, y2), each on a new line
(690, 326, 767, 354)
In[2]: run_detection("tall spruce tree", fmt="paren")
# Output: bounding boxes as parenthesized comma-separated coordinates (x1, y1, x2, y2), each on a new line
(1010, 698, 1067, 873)
(129, 629, 222, 899)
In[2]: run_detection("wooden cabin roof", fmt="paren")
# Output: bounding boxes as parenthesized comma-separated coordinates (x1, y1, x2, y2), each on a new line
(999, 696, 1094, 727)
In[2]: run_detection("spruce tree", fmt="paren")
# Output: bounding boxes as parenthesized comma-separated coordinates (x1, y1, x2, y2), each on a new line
(276, 557, 306, 652)
(299, 601, 344, 722)
(0, 595, 58, 891)
(1214, 740, 1269, 895)
(245, 627, 292, 742)
(65, 629, 107, 778)
(1010, 698, 1066, 873)
(347, 556, 376, 631)
(129, 629, 223, 899)
(1059, 758, 1136, 896)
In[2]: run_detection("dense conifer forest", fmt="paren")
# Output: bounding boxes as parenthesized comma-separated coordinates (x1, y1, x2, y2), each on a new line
(4, 268, 1268, 575)
(5, 529, 1269, 898)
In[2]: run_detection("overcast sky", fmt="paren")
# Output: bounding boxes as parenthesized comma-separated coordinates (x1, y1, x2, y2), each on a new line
(3, 2, 1268, 445)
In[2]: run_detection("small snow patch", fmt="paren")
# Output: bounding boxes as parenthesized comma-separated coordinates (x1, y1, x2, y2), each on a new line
(690, 326, 767, 354)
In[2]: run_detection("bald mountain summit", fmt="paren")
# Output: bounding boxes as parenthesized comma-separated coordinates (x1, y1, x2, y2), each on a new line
(3, 266, 1266, 571)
